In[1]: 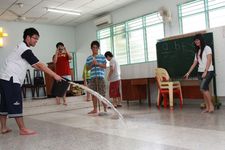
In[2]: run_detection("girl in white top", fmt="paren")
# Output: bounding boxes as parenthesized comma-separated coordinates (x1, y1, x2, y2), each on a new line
(184, 34, 215, 113)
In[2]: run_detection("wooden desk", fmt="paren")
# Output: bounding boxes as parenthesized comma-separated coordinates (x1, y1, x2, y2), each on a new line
(121, 78, 155, 106)
(180, 80, 203, 99)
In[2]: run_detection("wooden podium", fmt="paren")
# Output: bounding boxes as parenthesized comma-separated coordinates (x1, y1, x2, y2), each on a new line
(44, 62, 74, 97)
(44, 62, 55, 97)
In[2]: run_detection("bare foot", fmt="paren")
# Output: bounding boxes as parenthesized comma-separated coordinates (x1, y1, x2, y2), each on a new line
(208, 108, 214, 113)
(104, 107, 107, 112)
(56, 101, 61, 105)
(1, 128, 12, 134)
(63, 103, 67, 106)
(209, 106, 214, 113)
(88, 110, 97, 114)
(201, 109, 209, 113)
(20, 128, 37, 135)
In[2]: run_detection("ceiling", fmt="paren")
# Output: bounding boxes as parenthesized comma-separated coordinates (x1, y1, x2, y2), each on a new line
(0, 0, 139, 27)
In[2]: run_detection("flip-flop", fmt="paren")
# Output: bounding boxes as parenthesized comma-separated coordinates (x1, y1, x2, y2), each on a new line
(1, 129, 12, 134)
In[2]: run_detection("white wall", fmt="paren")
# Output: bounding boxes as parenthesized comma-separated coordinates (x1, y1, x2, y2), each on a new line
(0, 21, 76, 66)
(74, 21, 97, 80)
(74, 0, 225, 96)
(208, 27, 225, 96)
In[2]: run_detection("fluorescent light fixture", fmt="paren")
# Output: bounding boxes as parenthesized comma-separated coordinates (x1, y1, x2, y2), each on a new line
(47, 8, 81, 16)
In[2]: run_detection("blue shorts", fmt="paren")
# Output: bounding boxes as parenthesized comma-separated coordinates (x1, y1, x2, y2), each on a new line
(198, 71, 215, 91)
(0, 77, 23, 118)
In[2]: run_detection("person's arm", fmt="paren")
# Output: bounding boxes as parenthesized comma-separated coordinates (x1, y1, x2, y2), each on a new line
(95, 63, 106, 69)
(93, 56, 106, 69)
(53, 49, 58, 64)
(202, 54, 212, 78)
(21, 50, 62, 81)
(65, 47, 73, 60)
(107, 65, 114, 81)
(32, 62, 62, 81)
(86, 62, 93, 71)
(184, 60, 198, 79)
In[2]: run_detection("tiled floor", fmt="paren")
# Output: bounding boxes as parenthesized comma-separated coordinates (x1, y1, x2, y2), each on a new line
(1, 96, 225, 150)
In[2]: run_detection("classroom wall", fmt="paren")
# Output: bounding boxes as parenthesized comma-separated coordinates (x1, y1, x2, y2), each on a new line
(74, 0, 225, 97)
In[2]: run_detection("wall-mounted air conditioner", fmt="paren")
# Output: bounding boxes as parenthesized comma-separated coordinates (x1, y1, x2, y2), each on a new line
(94, 15, 112, 27)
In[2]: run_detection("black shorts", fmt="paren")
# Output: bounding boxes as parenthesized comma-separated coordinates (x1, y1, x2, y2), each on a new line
(198, 71, 215, 91)
(0, 77, 23, 118)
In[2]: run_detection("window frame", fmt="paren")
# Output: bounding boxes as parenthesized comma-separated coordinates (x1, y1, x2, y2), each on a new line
(178, 0, 225, 34)
(97, 11, 165, 66)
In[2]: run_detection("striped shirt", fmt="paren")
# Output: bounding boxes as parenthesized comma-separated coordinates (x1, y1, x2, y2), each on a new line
(86, 54, 106, 79)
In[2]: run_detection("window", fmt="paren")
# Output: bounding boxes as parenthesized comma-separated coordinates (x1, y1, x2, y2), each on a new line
(127, 18, 145, 63)
(97, 27, 112, 55)
(97, 12, 164, 65)
(178, 0, 206, 33)
(113, 24, 127, 65)
(208, 0, 225, 28)
(179, 0, 225, 33)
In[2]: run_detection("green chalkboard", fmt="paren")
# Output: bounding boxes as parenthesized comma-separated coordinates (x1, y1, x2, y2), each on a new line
(156, 32, 214, 78)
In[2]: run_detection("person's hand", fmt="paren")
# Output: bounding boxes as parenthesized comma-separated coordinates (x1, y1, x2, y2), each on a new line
(54, 74, 63, 81)
(202, 71, 207, 78)
(184, 72, 190, 79)
(92, 57, 98, 66)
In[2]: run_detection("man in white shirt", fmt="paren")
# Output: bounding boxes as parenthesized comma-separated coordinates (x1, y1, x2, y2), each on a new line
(104, 51, 122, 108)
(0, 27, 62, 135)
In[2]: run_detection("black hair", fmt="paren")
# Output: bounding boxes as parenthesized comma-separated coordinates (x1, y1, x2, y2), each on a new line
(56, 42, 64, 48)
(104, 51, 113, 58)
(193, 34, 206, 59)
(91, 40, 100, 48)
(23, 27, 39, 40)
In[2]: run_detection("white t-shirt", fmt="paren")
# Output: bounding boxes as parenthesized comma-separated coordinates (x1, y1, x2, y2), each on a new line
(194, 45, 214, 72)
(109, 57, 121, 82)
(0, 42, 39, 85)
